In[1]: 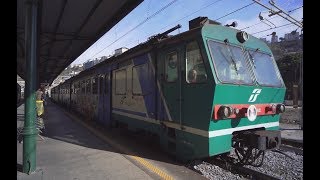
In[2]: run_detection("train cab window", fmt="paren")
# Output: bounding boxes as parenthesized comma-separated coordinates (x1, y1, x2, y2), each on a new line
(92, 76, 98, 94)
(165, 52, 178, 82)
(247, 50, 283, 87)
(186, 41, 207, 83)
(208, 40, 254, 85)
(115, 69, 126, 95)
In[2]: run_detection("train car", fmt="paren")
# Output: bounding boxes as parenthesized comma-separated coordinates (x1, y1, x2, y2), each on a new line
(54, 17, 286, 164)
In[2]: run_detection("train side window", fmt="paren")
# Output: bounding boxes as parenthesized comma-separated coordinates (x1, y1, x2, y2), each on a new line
(99, 75, 104, 94)
(186, 41, 207, 83)
(92, 76, 98, 94)
(165, 52, 178, 82)
(73, 83, 76, 94)
(115, 69, 126, 95)
(105, 74, 109, 94)
(76, 81, 80, 94)
(132, 63, 149, 95)
(81, 80, 85, 94)
(86, 79, 91, 94)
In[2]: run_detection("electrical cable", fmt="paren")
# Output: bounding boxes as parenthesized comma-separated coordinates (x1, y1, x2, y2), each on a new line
(89, 0, 179, 59)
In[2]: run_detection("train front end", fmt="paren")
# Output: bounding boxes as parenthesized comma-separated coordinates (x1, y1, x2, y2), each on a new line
(201, 23, 286, 165)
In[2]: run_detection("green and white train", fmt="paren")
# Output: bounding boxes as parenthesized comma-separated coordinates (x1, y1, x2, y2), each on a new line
(52, 17, 286, 164)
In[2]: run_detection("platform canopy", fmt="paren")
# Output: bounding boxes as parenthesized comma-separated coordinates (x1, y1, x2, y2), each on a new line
(17, 0, 143, 85)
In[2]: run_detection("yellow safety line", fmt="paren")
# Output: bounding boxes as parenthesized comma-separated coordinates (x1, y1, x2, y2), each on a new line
(63, 110, 175, 180)
(129, 155, 174, 180)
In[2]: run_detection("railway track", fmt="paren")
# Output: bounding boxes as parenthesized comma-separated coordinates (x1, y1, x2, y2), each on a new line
(281, 138, 303, 148)
(198, 138, 303, 180)
(206, 156, 281, 180)
(279, 138, 303, 155)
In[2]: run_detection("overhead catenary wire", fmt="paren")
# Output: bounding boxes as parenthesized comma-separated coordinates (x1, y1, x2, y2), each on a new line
(240, 16, 279, 30)
(98, 1, 258, 56)
(259, 24, 296, 38)
(251, 22, 292, 35)
(125, 0, 256, 48)
(87, 0, 302, 61)
(88, 0, 178, 59)
(156, 0, 225, 33)
(288, 6, 303, 13)
(215, 2, 255, 21)
(268, 1, 302, 27)
(252, 0, 302, 28)
(241, 5, 302, 31)
(122, 0, 227, 49)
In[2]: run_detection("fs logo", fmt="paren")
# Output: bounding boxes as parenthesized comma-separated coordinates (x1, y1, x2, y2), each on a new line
(248, 89, 262, 102)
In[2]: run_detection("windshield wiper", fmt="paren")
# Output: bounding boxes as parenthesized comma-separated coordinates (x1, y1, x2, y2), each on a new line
(247, 51, 256, 68)
(224, 39, 238, 74)
(247, 48, 260, 68)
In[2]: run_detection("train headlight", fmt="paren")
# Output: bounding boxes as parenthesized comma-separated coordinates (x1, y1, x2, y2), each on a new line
(219, 106, 233, 118)
(271, 104, 277, 114)
(234, 108, 240, 115)
(276, 104, 285, 113)
(236, 31, 249, 43)
(247, 105, 257, 121)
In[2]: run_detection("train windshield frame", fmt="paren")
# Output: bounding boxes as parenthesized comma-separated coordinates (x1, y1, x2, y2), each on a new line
(246, 49, 284, 87)
(207, 40, 254, 85)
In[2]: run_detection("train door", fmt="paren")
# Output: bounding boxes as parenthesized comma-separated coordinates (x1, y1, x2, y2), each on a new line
(158, 47, 182, 124)
(99, 72, 112, 127)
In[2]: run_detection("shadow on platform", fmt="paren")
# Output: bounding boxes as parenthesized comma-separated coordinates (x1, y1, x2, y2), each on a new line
(37, 100, 182, 166)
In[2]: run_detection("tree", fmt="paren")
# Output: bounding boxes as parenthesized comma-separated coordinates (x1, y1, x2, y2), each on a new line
(276, 52, 302, 99)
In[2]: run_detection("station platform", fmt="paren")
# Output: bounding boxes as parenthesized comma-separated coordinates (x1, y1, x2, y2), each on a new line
(17, 101, 155, 180)
(17, 100, 204, 180)
(280, 123, 303, 142)
(280, 106, 303, 143)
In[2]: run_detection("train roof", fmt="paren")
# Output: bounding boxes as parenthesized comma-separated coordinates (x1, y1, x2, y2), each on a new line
(62, 26, 203, 84)
(56, 16, 271, 86)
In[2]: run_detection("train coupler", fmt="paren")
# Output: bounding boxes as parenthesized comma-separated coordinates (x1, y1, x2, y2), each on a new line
(232, 130, 281, 151)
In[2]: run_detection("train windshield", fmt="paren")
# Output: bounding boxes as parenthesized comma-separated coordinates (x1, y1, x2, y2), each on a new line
(247, 50, 283, 87)
(208, 40, 254, 85)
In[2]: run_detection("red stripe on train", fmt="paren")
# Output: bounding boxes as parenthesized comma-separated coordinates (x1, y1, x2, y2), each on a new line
(213, 104, 278, 120)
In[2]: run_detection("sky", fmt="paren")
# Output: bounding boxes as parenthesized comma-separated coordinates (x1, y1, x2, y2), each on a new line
(71, 0, 303, 66)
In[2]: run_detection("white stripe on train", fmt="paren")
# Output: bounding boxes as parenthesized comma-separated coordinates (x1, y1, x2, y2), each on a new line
(112, 110, 279, 138)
